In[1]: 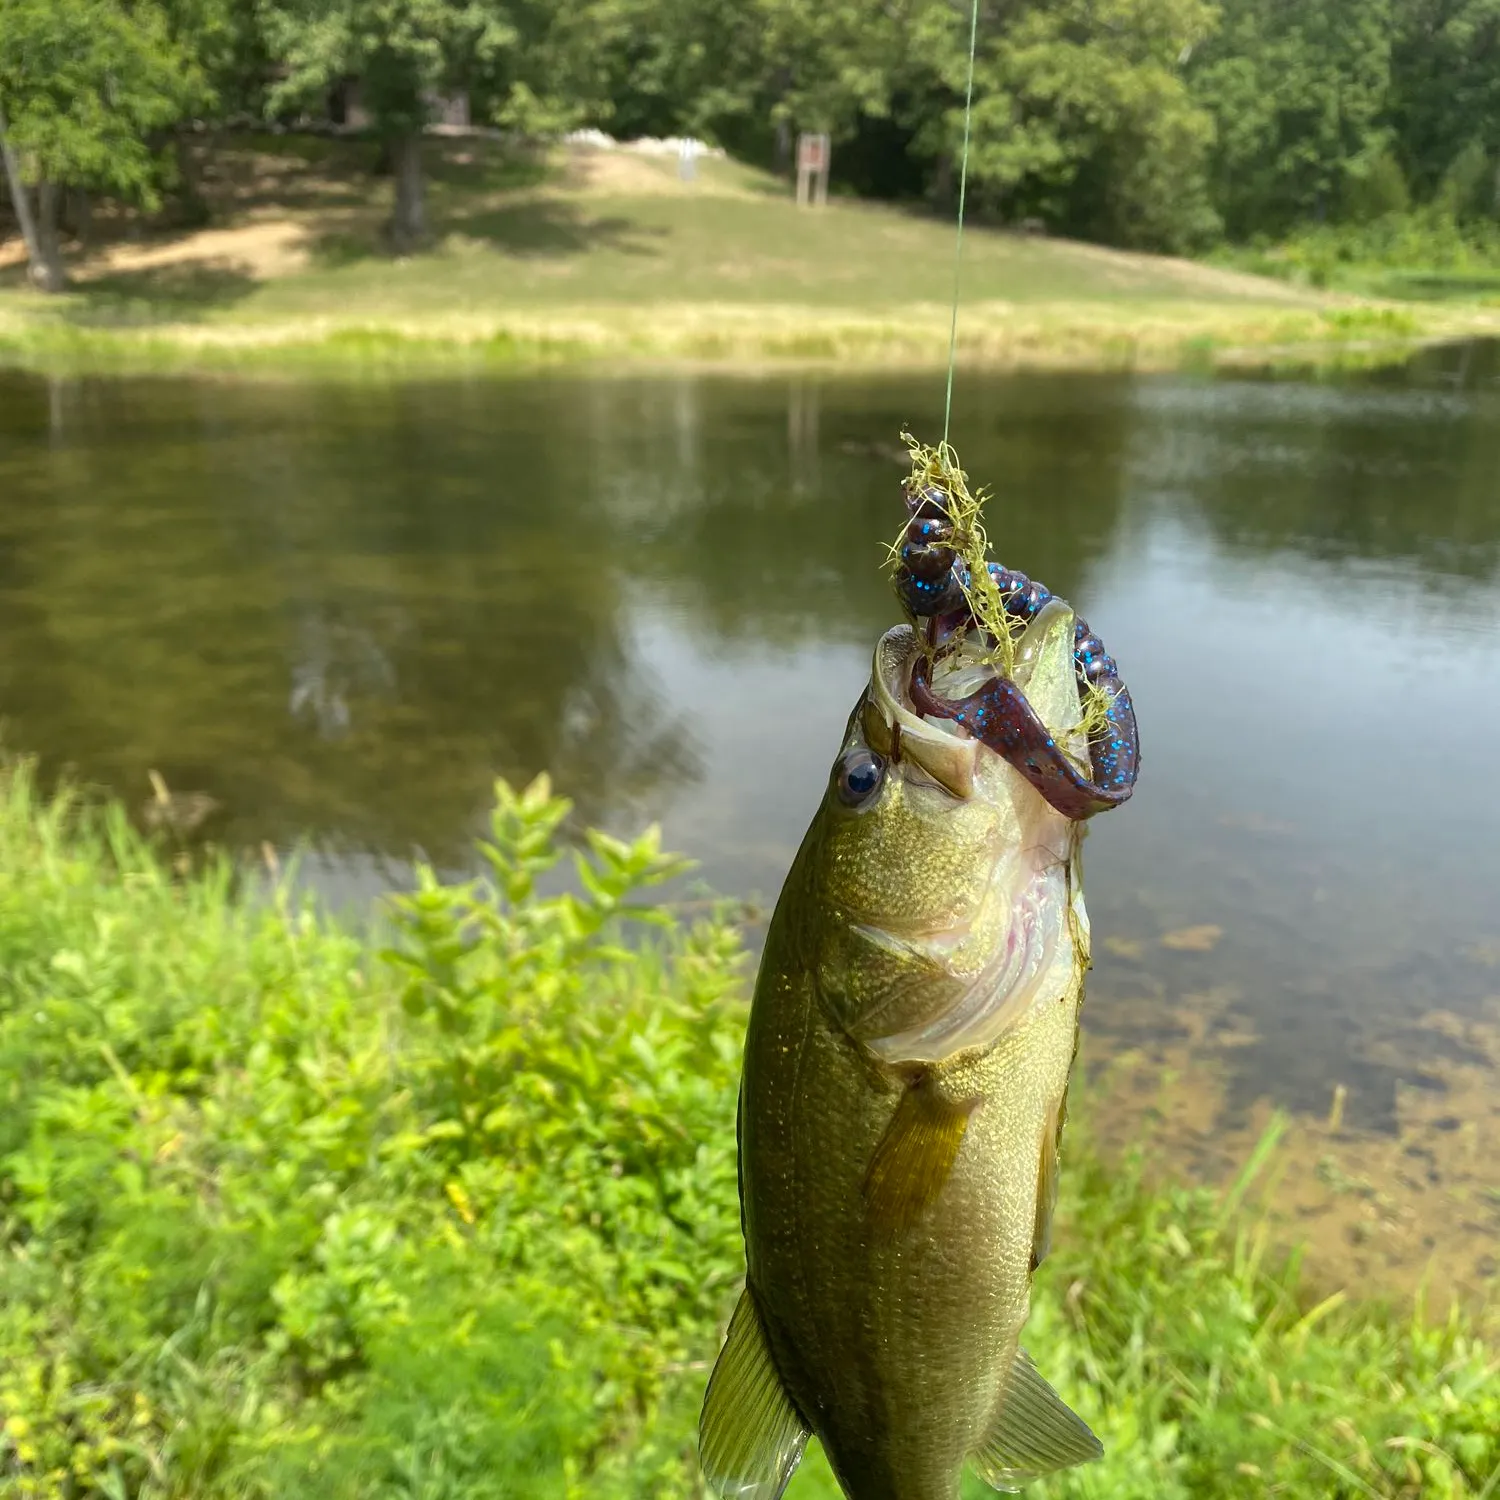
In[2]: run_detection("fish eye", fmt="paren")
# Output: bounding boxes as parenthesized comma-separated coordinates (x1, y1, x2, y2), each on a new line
(833, 748, 886, 809)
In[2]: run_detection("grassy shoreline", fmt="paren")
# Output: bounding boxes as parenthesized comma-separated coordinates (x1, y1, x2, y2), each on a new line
(0, 762, 1494, 1499)
(2, 293, 1496, 380)
(3, 134, 1496, 380)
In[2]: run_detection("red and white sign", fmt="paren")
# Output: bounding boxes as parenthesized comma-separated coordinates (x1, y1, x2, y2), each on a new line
(797, 134, 829, 173)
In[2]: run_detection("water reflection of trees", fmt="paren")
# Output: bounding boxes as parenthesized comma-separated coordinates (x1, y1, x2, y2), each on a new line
(10, 351, 1492, 877)
(0, 368, 1143, 868)
(0, 376, 696, 866)
(1128, 346, 1500, 586)
(584, 372, 1138, 649)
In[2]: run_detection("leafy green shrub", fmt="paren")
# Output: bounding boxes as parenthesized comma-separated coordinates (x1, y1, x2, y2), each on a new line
(1212, 210, 1500, 293)
(1320, 305, 1421, 337)
(0, 764, 745, 1498)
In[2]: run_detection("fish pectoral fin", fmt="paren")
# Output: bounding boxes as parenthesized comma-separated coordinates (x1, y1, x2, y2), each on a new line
(699, 1288, 809, 1500)
(862, 1075, 975, 1238)
(972, 1348, 1103, 1492)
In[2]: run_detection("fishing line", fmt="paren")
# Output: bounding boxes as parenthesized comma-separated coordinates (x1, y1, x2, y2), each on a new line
(941, 0, 983, 447)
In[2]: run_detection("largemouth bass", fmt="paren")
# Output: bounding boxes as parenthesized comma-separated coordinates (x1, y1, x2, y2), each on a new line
(700, 493, 1119, 1498)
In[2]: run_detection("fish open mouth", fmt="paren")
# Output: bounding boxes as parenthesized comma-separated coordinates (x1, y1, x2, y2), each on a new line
(862, 602, 1087, 804)
(890, 456, 1140, 817)
(848, 614, 1089, 1065)
(871, 588, 1135, 820)
(909, 596, 1074, 719)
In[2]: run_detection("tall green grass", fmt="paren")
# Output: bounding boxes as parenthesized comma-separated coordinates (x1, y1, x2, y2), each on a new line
(1214, 212, 1500, 302)
(0, 762, 1494, 1498)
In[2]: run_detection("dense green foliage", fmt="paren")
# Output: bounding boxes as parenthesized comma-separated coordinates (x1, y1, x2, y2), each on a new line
(1216, 212, 1500, 296)
(0, 762, 1496, 1498)
(0, 767, 746, 1497)
(0, 0, 202, 197)
(1191, 0, 1396, 236)
(2, 0, 1499, 275)
(0, 0, 205, 285)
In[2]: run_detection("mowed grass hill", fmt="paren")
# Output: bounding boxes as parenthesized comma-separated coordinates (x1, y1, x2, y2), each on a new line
(1, 132, 1496, 375)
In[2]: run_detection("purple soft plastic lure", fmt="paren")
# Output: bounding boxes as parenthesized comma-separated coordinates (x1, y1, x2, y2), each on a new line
(894, 481, 1140, 821)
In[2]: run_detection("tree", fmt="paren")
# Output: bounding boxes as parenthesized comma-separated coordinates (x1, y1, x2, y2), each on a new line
(158, 0, 273, 224)
(259, 0, 615, 252)
(1389, 0, 1500, 203)
(889, 0, 1218, 250)
(165, 0, 268, 115)
(755, 0, 904, 144)
(594, 0, 762, 143)
(0, 0, 203, 290)
(260, 0, 481, 250)
(1190, 0, 1395, 236)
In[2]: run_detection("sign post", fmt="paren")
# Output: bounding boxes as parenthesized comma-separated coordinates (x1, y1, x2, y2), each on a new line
(795, 132, 831, 208)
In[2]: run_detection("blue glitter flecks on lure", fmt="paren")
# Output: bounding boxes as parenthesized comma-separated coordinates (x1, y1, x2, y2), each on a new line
(893, 480, 1140, 820)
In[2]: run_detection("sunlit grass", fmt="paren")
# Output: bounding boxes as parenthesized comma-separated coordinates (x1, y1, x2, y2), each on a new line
(3, 294, 1490, 380)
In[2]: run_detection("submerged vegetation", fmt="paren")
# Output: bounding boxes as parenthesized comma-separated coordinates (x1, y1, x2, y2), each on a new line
(0, 760, 1495, 1498)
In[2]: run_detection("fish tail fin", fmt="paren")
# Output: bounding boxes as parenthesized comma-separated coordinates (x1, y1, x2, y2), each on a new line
(970, 1347, 1103, 1492)
(699, 1287, 809, 1500)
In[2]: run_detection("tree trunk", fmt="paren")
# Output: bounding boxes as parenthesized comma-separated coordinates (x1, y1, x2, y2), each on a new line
(387, 130, 426, 252)
(35, 176, 67, 290)
(772, 67, 794, 178)
(0, 100, 66, 292)
(65, 188, 92, 245)
(932, 152, 955, 213)
(174, 134, 211, 227)
(774, 118, 793, 178)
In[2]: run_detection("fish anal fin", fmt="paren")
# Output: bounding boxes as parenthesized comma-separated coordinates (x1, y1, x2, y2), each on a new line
(699, 1288, 809, 1500)
(1030, 1092, 1065, 1273)
(972, 1347, 1103, 1492)
(863, 1076, 975, 1238)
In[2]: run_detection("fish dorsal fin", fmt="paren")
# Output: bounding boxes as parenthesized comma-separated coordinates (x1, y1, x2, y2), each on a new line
(972, 1348, 1103, 1492)
(699, 1288, 809, 1500)
(1030, 1092, 1065, 1273)
(863, 1075, 975, 1238)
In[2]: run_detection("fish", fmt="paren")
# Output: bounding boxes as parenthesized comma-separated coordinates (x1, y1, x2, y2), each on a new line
(699, 593, 1103, 1500)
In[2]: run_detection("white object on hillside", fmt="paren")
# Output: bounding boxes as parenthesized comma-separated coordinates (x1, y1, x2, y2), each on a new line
(562, 128, 724, 159)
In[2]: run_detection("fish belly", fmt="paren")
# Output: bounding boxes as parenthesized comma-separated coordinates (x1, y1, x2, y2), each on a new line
(740, 965, 1082, 1500)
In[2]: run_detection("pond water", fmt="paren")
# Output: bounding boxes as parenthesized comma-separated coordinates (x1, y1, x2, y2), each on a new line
(3, 348, 1499, 1290)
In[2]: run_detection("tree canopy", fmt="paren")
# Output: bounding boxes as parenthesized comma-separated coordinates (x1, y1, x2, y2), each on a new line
(0, 0, 203, 284)
(2, 0, 1497, 288)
